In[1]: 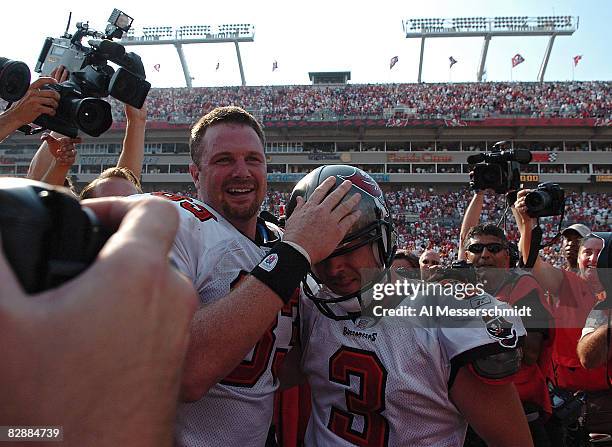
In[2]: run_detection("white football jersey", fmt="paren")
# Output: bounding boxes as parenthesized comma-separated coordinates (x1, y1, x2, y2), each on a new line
(143, 193, 298, 447)
(300, 287, 526, 447)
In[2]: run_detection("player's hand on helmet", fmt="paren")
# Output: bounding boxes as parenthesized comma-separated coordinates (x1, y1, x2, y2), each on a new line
(283, 177, 361, 264)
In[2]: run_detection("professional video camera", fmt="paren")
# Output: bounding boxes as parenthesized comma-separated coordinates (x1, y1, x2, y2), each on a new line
(525, 182, 565, 218)
(29, 9, 150, 138)
(0, 178, 111, 294)
(467, 142, 532, 194)
(0, 57, 31, 102)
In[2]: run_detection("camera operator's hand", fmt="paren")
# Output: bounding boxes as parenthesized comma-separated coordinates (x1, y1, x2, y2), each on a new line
(514, 189, 536, 226)
(49, 65, 70, 83)
(0, 196, 198, 446)
(42, 133, 81, 166)
(3, 77, 60, 126)
(125, 102, 148, 124)
(32, 133, 82, 186)
(117, 102, 148, 182)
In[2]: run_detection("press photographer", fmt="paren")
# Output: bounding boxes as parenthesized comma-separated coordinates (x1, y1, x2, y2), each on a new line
(457, 145, 555, 445)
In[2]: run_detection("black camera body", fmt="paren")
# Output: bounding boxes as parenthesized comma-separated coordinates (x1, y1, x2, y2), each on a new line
(0, 57, 31, 102)
(0, 178, 111, 294)
(468, 147, 532, 194)
(35, 82, 112, 137)
(430, 260, 479, 285)
(525, 182, 565, 218)
(33, 9, 150, 137)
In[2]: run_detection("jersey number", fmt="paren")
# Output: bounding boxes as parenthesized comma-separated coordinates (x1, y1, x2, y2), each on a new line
(328, 347, 389, 447)
(221, 274, 299, 387)
(151, 192, 215, 222)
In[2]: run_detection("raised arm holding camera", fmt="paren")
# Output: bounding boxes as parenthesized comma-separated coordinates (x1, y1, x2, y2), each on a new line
(515, 189, 612, 439)
(0, 76, 60, 141)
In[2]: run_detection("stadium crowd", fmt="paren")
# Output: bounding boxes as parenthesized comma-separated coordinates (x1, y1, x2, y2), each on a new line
(109, 81, 612, 124)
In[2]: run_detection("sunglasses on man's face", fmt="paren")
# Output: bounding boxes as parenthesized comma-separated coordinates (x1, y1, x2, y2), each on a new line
(467, 243, 506, 254)
(421, 259, 440, 265)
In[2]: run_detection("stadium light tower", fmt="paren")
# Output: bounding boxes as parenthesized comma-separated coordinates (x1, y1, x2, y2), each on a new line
(120, 23, 255, 87)
(402, 16, 578, 82)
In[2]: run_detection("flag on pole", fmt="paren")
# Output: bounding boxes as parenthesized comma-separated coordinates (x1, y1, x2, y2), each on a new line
(512, 53, 525, 68)
(272, 61, 278, 71)
(573, 55, 582, 66)
(449, 56, 457, 69)
(389, 56, 399, 69)
(215, 62, 220, 71)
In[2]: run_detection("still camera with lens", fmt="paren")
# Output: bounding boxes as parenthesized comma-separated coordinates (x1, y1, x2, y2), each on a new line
(525, 182, 565, 218)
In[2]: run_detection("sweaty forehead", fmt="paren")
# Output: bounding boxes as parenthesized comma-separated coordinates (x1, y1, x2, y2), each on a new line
(200, 123, 264, 162)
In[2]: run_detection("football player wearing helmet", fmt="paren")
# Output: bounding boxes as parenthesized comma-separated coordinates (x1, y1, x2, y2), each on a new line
(280, 165, 533, 446)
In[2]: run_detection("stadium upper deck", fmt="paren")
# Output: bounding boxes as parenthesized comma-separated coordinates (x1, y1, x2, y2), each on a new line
(1, 81, 611, 190)
(110, 81, 612, 124)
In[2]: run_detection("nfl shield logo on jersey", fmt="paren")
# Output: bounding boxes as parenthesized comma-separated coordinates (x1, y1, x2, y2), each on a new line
(260, 253, 279, 272)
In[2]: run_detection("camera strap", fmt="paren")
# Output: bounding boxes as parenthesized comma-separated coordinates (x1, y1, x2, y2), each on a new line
(524, 225, 543, 268)
(17, 124, 46, 136)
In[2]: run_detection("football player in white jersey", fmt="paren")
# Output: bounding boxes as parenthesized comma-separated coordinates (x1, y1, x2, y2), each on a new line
(280, 165, 534, 446)
(150, 107, 362, 447)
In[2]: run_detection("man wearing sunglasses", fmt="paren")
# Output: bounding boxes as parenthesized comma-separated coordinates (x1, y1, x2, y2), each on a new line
(464, 224, 554, 446)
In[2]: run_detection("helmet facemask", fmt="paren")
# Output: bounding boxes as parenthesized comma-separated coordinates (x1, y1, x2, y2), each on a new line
(303, 212, 396, 320)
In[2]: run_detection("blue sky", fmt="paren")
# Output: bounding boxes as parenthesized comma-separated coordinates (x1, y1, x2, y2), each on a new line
(4, 0, 610, 87)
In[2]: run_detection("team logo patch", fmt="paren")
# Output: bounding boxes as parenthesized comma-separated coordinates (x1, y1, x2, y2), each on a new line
(482, 315, 518, 348)
(259, 253, 278, 272)
(338, 169, 383, 199)
(470, 296, 491, 309)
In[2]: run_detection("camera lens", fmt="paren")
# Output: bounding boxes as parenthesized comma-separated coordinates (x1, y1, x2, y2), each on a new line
(73, 98, 112, 137)
(525, 191, 551, 212)
(0, 58, 31, 102)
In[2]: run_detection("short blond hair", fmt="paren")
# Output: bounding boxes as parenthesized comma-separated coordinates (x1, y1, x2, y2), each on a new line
(80, 167, 142, 200)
